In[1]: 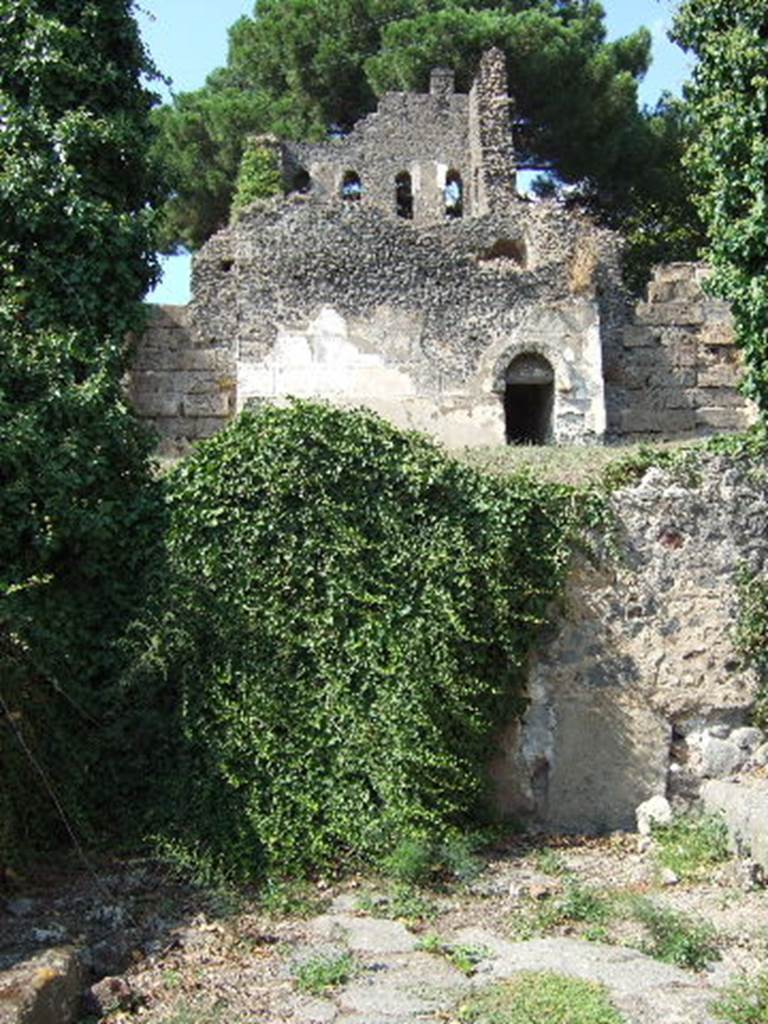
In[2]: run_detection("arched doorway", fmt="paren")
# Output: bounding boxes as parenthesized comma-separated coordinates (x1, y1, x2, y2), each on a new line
(504, 353, 554, 445)
(340, 170, 362, 200)
(444, 169, 463, 218)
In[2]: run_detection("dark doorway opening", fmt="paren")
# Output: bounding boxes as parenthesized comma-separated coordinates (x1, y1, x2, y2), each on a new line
(504, 354, 554, 445)
(395, 171, 413, 219)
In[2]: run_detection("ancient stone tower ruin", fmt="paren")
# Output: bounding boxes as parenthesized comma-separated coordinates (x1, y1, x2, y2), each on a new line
(131, 50, 755, 454)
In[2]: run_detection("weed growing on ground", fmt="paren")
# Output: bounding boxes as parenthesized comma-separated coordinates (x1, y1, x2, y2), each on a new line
(382, 834, 483, 888)
(511, 882, 615, 938)
(356, 884, 438, 924)
(293, 952, 357, 995)
(416, 933, 490, 976)
(455, 971, 626, 1023)
(712, 973, 768, 1023)
(652, 812, 730, 882)
(258, 879, 326, 918)
(532, 848, 571, 877)
(628, 897, 720, 971)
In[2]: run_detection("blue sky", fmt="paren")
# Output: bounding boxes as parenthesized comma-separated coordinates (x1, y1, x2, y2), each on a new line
(138, 0, 692, 305)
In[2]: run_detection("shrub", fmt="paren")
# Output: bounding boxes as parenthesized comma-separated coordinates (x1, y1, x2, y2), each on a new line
(144, 401, 589, 881)
(629, 897, 720, 971)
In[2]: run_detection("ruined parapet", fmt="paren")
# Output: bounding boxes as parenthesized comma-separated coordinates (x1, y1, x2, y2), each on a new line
(468, 47, 517, 215)
(604, 263, 757, 438)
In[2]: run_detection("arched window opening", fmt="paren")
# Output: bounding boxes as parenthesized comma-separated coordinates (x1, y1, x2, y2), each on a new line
(340, 170, 362, 201)
(444, 169, 463, 218)
(504, 353, 554, 445)
(290, 168, 311, 194)
(395, 171, 413, 219)
(479, 238, 527, 268)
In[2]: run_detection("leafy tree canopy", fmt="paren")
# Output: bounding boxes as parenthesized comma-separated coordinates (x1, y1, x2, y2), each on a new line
(672, 0, 768, 411)
(0, 0, 165, 858)
(154, 0, 693, 259)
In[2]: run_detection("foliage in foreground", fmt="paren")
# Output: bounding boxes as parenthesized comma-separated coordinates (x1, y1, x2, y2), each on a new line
(672, 1, 768, 412)
(456, 972, 626, 1024)
(134, 401, 591, 882)
(0, 0, 164, 861)
(713, 973, 768, 1024)
(652, 812, 730, 882)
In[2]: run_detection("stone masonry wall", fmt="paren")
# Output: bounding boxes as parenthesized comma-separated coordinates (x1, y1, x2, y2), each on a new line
(186, 193, 620, 447)
(605, 262, 756, 438)
(127, 305, 235, 456)
(492, 454, 768, 832)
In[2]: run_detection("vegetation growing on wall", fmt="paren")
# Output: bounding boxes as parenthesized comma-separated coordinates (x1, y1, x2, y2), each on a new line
(0, 0, 164, 862)
(672, 1, 768, 412)
(136, 401, 594, 882)
(231, 140, 283, 218)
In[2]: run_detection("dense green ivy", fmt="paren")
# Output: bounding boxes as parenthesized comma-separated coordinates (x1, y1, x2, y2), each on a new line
(0, 1, 165, 861)
(139, 402, 594, 881)
(672, 1, 768, 412)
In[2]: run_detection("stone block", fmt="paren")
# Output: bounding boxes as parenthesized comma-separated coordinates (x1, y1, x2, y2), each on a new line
(182, 393, 231, 417)
(692, 388, 747, 409)
(696, 407, 749, 430)
(698, 364, 742, 389)
(701, 322, 736, 347)
(652, 262, 698, 284)
(701, 780, 768, 873)
(654, 409, 697, 434)
(636, 302, 705, 327)
(622, 325, 658, 348)
(131, 392, 180, 418)
(619, 408, 661, 434)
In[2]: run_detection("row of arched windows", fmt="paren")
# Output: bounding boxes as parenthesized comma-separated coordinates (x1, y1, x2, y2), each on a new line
(340, 169, 464, 219)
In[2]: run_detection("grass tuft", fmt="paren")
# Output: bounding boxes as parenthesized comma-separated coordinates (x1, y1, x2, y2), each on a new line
(456, 971, 626, 1023)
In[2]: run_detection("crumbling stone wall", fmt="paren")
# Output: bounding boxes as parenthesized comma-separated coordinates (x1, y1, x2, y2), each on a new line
(605, 263, 756, 438)
(184, 192, 619, 448)
(493, 454, 768, 832)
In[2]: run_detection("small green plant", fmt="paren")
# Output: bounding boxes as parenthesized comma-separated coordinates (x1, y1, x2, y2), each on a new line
(736, 567, 768, 730)
(357, 884, 438, 924)
(652, 812, 730, 881)
(629, 897, 720, 971)
(515, 883, 615, 937)
(231, 139, 283, 216)
(532, 848, 570, 877)
(416, 934, 489, 976)
(456, 971, 626, 1023)
(259, 879, 325, 918)
(712, 972, 768, 1023)
(294, 952, 357, 995)
(382, 833, 483, 887)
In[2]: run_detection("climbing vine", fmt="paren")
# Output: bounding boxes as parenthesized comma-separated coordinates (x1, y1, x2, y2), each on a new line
(139, 401, 597, 881)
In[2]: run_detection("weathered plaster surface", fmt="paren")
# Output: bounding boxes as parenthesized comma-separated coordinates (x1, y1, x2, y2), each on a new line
(493, 455, 768, 832)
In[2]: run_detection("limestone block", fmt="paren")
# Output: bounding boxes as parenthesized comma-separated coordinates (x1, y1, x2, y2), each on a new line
(692, 387, 747, 409)
(698, 364, 742, 389)
(636, 302, 705, 327)
(623, 325, 658, 348)
(701, 322, 736, 347)
(701, 779, 768, 873)
(636, 795, 673, 835)
(696, 407, 750, 430)
(182, 393, 231, 418)
(131, 392, 180, 418)
(653, 263, 699, 284)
